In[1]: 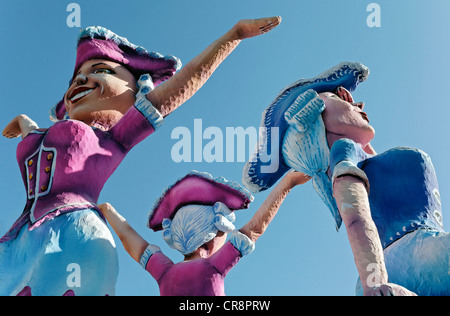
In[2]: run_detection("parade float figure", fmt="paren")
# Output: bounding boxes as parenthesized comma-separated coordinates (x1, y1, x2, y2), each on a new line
(0, 17, 281, 296)
(243, 62, 449, 296)
(98, 170, 310, 296)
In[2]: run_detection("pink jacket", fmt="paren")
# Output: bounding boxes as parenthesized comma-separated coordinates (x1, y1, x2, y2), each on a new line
(1, 98, 162, 243)
(141, 242, 241, 296)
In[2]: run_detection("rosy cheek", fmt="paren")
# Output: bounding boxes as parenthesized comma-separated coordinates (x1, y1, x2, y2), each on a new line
(322, 107, 340, 126)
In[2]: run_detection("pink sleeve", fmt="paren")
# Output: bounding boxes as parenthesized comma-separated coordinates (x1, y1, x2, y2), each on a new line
(108, 97, 163, 152)
(209, 241, 241, 277)
(140, 245, 173, 282)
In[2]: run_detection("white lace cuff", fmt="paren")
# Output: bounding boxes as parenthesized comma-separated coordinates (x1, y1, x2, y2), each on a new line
(134, 74, 164, 130)
(332, 160, 370, 193)
(139, 244, 162, 269)
(229, 230, 255, 256)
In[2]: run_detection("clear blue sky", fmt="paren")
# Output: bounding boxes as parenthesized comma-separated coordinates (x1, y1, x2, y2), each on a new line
(0, 0, 449, 296)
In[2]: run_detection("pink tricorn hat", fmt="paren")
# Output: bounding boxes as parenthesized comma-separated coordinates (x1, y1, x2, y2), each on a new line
(147, 171, 254, 231)
(50, 26, 181, 121)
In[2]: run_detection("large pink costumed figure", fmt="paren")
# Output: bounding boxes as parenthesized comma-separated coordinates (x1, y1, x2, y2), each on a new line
(0, 17, 281, 296)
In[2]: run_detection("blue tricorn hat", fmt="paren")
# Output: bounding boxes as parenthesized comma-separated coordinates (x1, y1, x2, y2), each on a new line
(242, 62, 370, 193)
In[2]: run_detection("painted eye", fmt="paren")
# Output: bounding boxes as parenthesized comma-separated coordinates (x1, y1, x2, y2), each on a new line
(94, 68, 114, 74)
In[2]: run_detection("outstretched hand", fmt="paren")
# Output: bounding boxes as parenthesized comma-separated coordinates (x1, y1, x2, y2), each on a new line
(364, 283, 418, 296)
(2, 114, 39, 139)
(283, 170, 311, 188)
(2, 115, 24, 139)
(233, 16, 282, 40)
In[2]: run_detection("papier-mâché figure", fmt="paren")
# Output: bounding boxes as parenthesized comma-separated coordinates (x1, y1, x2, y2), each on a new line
(0, 17, 281, 296)
(243, 62, 449, 296)
(99, 170, 310, 296)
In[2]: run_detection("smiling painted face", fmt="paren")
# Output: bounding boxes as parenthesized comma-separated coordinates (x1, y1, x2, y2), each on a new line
(64, 59, 138, 128)
(320, 88, 375, 149)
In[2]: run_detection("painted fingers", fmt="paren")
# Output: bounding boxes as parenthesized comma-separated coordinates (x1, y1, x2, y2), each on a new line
(365, 283, 418, 296)
(2, 116, 23, 139)
(259, 16, 282, 34)
(235, 16, 282, 40)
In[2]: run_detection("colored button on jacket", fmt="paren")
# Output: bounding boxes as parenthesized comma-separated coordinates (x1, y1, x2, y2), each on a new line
(25, 147, 56, 199)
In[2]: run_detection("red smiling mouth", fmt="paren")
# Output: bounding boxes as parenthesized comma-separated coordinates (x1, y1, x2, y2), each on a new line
(360, 112, 370, 123)
(68, 86, 96, 103)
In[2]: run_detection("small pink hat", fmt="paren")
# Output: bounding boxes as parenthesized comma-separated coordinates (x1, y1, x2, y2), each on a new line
(50, 26, 181, 121)
(147, 171, 254, 231)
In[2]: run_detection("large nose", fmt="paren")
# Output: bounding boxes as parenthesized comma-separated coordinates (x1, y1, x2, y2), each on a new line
(74, 73, 88, 86)
(352, 102, 365, 110)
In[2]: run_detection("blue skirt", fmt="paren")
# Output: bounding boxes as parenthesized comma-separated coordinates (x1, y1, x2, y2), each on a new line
(356, 228, 450, 296)
(0, 209, 118, 296)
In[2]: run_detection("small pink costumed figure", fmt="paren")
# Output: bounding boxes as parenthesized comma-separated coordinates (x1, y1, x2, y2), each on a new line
(99, 170, 310, 296)
(0, 17, 281, 296)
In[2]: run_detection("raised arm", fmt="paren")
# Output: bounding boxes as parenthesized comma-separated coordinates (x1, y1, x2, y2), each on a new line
(240, 171, 310, 243)
(98, 203, 149, 263)
(147, 17, 281, 117)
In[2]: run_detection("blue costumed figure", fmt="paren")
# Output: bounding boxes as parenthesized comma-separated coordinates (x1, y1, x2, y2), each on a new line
(243, 62, 449, 296)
